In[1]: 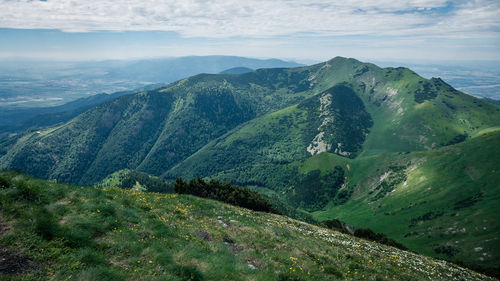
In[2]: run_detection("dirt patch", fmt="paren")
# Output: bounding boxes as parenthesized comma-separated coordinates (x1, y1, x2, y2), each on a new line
(223, 236, 244, 254)
(0, 218, 11, 237)
(465, 166, 479, 180)
(0, 248, 38, 275)
(195, 230, 211, 242)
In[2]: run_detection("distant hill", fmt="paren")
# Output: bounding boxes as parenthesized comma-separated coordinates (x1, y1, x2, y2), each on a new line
(0, 171, 493, 280)
(483, 97, 500, 105)
(0, 84, 164, 132)
(95, 169, 174, 193)
(0, 56, 302, 128)
(219, 67, 254, 74)
(110, 56, 301, 83)
(1, 56, 499, 269)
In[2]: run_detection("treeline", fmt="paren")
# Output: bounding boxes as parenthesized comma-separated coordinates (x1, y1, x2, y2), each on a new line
(320, 219, 408, 251)
(115, 170, 174, 193)
(288, 167, 346, 211)
(174, 177, 279, 214)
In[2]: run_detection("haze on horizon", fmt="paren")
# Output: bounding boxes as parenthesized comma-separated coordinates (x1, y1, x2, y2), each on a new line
(0, 0, 499, 63)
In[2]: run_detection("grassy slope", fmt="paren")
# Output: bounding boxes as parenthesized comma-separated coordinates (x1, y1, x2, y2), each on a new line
(2, 57, 499, 186)
(1, 57, 499, 270)
(95, 169, 174, 194)
(0, 172, 492, 281)
(307, 130, 500, 267)
(167, 59, 499, 182)
(161, 61, 500, 268)
(353, 67, 500, 156)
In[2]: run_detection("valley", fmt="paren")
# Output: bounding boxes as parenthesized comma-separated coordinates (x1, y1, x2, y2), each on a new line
(0, 57, 499, 278)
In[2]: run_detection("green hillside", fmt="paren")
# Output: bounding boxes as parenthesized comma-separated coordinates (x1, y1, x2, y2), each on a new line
(0, 57, 499, 270)
(311, 130, 500, 268)
(96, 169, 174, 194)
(1, 57, 498, 186)
(0, 172, 493, 280)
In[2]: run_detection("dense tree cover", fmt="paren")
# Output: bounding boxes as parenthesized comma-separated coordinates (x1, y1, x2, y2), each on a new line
(174, 177, 279, 214)
(320, 219, 408, 251)
(2, 57, 498, 192)
(320, 219, 354, 235)
(298, 83, 373, 157)
(369, 165, 407, 202)
(287, 167, 345, 211)
(95, 169, 174, 193)
(353, 228, 408, 251)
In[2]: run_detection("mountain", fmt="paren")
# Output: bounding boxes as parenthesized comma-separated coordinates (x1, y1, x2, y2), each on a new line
(309, 129, 500, 268)
(0, 171, 493, 280)
(0, 56, 303, 111)
(0, 85, 164, 132)
(0, 57, 499, 269)
(219, 67, 254, 74)
(483, 97, 500, 105)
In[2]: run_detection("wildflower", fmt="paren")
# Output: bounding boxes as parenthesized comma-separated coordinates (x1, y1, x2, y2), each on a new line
(97, 209, 101, 213)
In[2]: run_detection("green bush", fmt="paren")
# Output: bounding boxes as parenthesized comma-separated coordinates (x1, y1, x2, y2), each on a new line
(61, 227, 93, 248)
(0, 176, 10, 189)
(175, 177, 279, 214)
(174, 265, 204, 281)
(12, 181, 43, 202)
(34, 207, 60, 240)
(354, 228, 408, 251)
(78, 248, 107, 267)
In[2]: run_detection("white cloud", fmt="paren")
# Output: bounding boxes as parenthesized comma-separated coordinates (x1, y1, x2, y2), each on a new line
(0, 0, 498, 39)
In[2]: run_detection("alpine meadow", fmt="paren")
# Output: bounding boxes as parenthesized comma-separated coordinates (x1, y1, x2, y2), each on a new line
(1, 0, 500, 280)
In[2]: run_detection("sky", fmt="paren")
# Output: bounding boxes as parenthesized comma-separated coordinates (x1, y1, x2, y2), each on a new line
(0, 0, 499, 62)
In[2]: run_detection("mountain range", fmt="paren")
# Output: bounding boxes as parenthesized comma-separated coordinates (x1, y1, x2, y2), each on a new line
(0, 56, 498, 270)
(0, 56, 301, 128)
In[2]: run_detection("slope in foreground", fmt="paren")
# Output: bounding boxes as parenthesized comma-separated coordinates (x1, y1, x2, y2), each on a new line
(0, 172, 493, 280)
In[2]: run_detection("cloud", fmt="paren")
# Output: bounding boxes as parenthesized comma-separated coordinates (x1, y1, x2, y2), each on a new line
(0, 0, 498, 39)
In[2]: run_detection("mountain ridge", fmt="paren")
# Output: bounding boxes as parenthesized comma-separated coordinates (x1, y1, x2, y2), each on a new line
(0, 56, 498, 269)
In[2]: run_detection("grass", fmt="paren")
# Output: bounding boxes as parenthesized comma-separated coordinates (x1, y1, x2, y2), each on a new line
(311, 130, 500, 268)
(0, 171, 493, 280)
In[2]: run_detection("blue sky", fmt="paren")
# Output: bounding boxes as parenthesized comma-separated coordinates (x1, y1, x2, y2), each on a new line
(0, 0, 499, 62)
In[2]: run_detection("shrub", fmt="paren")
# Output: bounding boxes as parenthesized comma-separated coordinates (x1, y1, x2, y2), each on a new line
(354, 228, 408, 251)
(453, 260, 500, 279)
(78, 248, 107, 267)
(34, 207, 60, 240)
(321, 219, 354, 235)
(174, 265, 204, 281)
(61, 227, 93, 248)
(0, 176, 10, 189)
(174, 177, 279, 214)
(12, 181, 42, 202)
